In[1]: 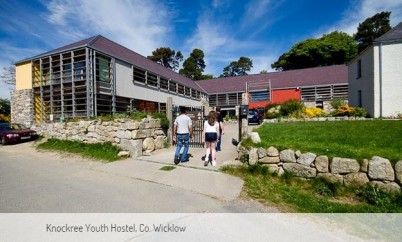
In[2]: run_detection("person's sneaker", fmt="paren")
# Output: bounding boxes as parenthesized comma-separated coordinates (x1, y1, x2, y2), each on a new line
(174, 156, 180, 165)
(212, 160, 217, 166)
(204, 157, 209, 166)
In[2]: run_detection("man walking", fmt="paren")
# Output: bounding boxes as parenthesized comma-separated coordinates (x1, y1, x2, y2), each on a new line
(215, 107, 224, 152)
(173, 106, 193, 164)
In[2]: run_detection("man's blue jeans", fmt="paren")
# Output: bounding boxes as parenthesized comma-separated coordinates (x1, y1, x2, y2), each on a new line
(175, 134, 190, 161)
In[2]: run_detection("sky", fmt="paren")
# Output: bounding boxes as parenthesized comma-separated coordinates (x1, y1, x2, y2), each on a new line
(1, 0, 402, 99)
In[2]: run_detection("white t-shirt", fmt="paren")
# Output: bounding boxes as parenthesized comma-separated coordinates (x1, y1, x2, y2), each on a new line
(204, 120, 219, 133)
(174, 114, 192, 134)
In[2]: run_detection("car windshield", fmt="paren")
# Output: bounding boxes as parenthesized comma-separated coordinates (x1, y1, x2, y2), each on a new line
(0, 123, 27, 131)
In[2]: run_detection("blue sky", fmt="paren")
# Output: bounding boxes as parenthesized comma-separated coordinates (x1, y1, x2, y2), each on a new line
(1, 0, 402, 99)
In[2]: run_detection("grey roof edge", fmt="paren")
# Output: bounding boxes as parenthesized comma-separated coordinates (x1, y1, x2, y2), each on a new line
(14, 35, 100, 65)
(374, 22, 402, 42)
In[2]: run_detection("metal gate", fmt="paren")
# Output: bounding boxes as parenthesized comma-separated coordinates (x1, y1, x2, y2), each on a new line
(172, 106, 205, 148)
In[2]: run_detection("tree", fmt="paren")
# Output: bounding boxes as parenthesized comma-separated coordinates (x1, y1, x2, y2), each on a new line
(0, 98, 11, 116)
(271, 31, 357, 71)
(221, 57, 253, 77)
(260, 70, 268, 74)
(0, 65, 16, 85)
(147, 47, 183, 71)
(200, 74, 214, 80)
(179, 49, 206, 80)
(354, 11, 392, 53)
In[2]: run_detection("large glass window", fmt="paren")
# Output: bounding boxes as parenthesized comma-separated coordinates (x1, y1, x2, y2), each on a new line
(97, 56, 110, 82)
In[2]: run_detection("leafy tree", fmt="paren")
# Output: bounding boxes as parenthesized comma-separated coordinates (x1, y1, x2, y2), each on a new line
(147, 47, 183, 71)
(0, 98, 11, 115)
(201, 74, 214, 80)
(354, 11, 392, 53)
(271, 31, 357, 71)
(260, 70, 268, 74)
(0, 65, 16, 85)
(221, 57, 253, 77)
(179, 49, 206, 80)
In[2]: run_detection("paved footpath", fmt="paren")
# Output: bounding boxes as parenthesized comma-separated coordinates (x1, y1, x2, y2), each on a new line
(129, 123, 244, 200)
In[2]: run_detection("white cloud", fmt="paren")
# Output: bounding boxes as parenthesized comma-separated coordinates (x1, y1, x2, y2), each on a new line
(316, 0, 402, 36)
(44, 0, 172, 56)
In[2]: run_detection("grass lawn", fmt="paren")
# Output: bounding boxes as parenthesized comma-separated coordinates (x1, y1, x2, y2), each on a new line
(222, 165, 402, 213)
(251, 120, 402, 163)
(37, 139, 122, 162)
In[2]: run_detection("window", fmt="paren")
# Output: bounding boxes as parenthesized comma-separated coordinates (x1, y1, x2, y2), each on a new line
(147, 72, 158, 88)
(160, 77, 168, 90)
(357, 59, 362, 79)
(169, 81, 177, 93)
(97, 56, 110, 82)
(133, 66, 146, 84)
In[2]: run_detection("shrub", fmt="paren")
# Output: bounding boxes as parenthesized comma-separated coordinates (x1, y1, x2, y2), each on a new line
(225, 113, 230, 121)
(357, 184, 391, 206)
(336, 104, 355, 116)
(0, 114, 11, 122)
(304, 107, 325, 118)
(151, 112, 170, 130)
(312, 178, 340, 197)
(330, 98, 347, 110)
(351, 107, 367, 117)
(265, 103, 281, 119)
(280, 100, 305, 118)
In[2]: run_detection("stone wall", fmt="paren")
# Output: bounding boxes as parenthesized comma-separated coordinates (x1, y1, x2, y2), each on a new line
(31, 117, 167, 157)
(11, 89, 34, 127)
(238, 146, 402, 193)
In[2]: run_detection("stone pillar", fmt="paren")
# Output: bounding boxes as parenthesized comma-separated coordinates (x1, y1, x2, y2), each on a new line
(11, 89, 34, 127)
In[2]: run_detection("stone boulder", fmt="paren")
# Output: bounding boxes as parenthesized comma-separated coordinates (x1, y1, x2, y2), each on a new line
(360, 159, 369, 173)
(267, 146, 279, 157)
(257, 147, 267, 158)
(250, 132, 261, 144)
(142, 137, 155, 152)
(343, 172, 369, 187)
(154, 136, 166, 150)
(368, 156, 395, 181)
(316, 173, 343, 184)
(120, 139, 142, 158)
(248, 148, 259, 165)
(330, 157, 360, 174)
(395, 161, 402, 184)
(282, 163, 316, 178)
(297, 152, 316, 166)
(369, 181, 401, 194)
(315, 155, 329, 173)
(280, 149, 296, 163)
(259, 156, 280, 164)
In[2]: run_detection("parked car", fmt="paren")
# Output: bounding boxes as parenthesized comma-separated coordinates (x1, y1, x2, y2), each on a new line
(248, 109, 261, 124)
(0, 123, 38, 145)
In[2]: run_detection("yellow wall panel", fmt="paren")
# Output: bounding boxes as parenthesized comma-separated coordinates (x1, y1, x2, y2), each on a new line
(16, 62, 32, 90)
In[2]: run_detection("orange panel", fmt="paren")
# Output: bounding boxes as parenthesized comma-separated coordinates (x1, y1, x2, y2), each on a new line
(272, 89, 301, 103)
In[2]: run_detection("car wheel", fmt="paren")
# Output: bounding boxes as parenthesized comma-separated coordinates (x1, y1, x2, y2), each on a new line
(1, 136, 6, 145)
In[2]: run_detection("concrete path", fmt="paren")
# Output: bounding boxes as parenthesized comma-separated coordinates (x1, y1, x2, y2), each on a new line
(112, 123, 245, 201)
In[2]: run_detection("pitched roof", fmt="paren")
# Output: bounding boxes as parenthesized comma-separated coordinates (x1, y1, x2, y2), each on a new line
(17, 35, 205, 93)
(196, 65, 347, 94)
(375, 22, 402, 42)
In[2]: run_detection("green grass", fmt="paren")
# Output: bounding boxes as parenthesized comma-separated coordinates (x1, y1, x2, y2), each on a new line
(222, 165, 402, 213)
(37, 139, 122, 162)
(252, 120, 402, 163)
(160, 166, 176, 171)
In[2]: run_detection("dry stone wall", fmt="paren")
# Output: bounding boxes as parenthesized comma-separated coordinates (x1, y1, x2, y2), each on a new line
(11, 89, 34, 127)
(238, 145, 402, 193)
(31, 117, 167, 157)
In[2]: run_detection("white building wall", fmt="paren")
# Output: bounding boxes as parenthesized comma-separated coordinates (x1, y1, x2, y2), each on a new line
(114, 60, 202, 107)
(348, 47, 376, 117)
(378, 42, 402, 117)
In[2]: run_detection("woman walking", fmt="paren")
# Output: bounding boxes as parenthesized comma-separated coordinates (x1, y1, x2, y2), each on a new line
(202, 111, 220, 166)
